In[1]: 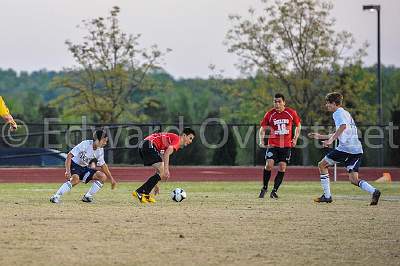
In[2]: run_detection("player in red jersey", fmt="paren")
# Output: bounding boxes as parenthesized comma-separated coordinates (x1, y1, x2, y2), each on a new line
(132, 127, 196, 203)
(258, 93, 301, 199)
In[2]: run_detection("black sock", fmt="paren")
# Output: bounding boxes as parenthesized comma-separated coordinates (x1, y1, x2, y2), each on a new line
(273, 171, 285, 191)
(263, 169, 271, 189)
(136, 173, 161, 194)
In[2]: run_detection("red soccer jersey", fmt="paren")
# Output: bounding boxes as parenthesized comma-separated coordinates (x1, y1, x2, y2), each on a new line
(260, 107, 301, 147)
(145, 133, 181, 151)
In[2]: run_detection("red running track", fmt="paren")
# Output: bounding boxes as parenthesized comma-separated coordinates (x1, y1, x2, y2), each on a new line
(0, 166, 398, 183)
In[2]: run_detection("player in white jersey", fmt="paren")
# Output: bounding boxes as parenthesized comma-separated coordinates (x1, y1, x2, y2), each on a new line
(308, 92, 381, 205)
(50, 130, 117, 203)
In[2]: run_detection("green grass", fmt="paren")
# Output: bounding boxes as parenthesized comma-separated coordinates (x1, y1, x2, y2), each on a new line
(0, 181, 398, 203)
(0, 181, 399, 266)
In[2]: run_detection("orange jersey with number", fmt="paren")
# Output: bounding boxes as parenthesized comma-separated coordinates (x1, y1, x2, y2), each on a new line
(260, 107, 301, 147)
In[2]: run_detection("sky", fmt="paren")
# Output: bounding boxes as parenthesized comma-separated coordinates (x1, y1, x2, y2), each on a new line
(0, 0, 399, 79)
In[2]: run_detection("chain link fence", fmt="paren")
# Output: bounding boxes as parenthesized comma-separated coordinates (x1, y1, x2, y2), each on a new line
(0, 119, 399, 167)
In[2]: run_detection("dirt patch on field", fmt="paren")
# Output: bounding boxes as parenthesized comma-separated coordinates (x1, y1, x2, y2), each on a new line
(0, 182, 399, 266)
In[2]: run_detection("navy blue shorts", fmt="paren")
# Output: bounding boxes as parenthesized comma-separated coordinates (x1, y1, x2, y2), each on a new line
(139, 140, 163, 166)
(324, 149, 362, 173)
(70, 161, 97, 183)
(265, 147, 291, 163)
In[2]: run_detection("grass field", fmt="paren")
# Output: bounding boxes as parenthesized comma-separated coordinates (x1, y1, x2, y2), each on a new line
(0, 181, 399, 266)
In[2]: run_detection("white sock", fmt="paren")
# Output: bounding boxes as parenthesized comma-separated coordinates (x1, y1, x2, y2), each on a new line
(358, 180, 376, 194)
(320, 174, 331, 198)
(85, 180, 103, 197)
(55, 181, 72, 197)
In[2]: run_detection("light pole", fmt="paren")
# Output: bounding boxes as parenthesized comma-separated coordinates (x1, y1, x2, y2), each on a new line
(363, 4, 383, 166)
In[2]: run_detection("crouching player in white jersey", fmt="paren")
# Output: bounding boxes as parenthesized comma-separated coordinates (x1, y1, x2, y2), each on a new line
(50, 130, 117, 203)
(308, 92, 381, 205)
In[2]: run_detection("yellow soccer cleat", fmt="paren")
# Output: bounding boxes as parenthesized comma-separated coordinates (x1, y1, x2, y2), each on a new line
(145, 194, 156, 203)
(132, 191, 148, 203)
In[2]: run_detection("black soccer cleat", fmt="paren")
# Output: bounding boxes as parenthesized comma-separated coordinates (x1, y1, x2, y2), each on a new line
(270, 189, 278, 199)
(81, 195, 93, 203)
(314, 194, 333, 203)
(50, 195, 60, 204)
(370, 189, 381, 206)
(259, 188, 267, 198)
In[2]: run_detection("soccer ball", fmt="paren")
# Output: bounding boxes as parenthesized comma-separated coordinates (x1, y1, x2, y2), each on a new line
(171, 188, 187, 202)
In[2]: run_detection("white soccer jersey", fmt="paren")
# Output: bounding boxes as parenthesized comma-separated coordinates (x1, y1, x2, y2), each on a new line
(70, 140, 106, 167)
(332, 107, 363, 154)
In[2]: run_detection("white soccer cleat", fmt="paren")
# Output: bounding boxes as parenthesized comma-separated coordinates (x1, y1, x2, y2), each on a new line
(50, 195, 60, 204)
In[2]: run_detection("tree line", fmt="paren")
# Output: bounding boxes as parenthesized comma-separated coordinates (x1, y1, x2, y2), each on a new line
(0, 1, 399, 166)
(1, 65, 399, 126)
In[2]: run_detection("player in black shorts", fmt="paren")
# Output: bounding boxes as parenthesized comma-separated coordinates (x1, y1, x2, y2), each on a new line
(50, 130, 117, 203)
(258, 94, 302, 199)
(132, 128, 195, 203)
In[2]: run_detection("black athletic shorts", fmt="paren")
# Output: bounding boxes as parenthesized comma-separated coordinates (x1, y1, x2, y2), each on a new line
(265, 147, 292, 163)
(324, 149, 362, 173)
(139, 140, 163, 166)
(70, 161, 97, 184)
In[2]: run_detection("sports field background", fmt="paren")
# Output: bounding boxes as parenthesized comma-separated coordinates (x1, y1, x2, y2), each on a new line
(1, 166, 399, 182)
(0, 180, 399, 266)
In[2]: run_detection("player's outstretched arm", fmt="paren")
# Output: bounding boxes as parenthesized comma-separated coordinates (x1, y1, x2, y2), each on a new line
(162, 146, 174, 180)
(65, 152, 73, 180)
(322, 124, 346, 147)
(3, 115, 17, 131)
(307, 132, 332, 140)
(100, 163, 117, 189)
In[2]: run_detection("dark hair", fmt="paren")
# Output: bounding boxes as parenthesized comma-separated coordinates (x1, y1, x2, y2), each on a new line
(274, 93, 285, 101)
(182, 127, 196, 136)
(325, 92, 343, 105)
(93, 129, 107, 141)
(89, 158, 98, 164)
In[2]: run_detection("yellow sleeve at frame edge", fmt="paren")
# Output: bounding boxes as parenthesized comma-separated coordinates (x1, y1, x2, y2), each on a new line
(0, 96, 11, 117)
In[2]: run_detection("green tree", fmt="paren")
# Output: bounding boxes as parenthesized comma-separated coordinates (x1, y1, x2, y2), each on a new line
(225, 0, 370, 124)
(381, 66, 400, 121)
(51, 6, 170, 123)
(219, 73, 275, 123)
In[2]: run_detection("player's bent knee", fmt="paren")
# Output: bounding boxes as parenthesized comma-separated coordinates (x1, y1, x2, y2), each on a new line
(349, 178, 359, 186)
(157, 168, 166, 180)
(278, 163, 287, 172)
(318, 160, 328, 169)
(94, 171, 107, 182)
(265, 165, 273, 171)
(70, 176, 80, 186)
(265, 162, 274, 171)
(350, 180, 359, 186)
(348, 174, 359, 186)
